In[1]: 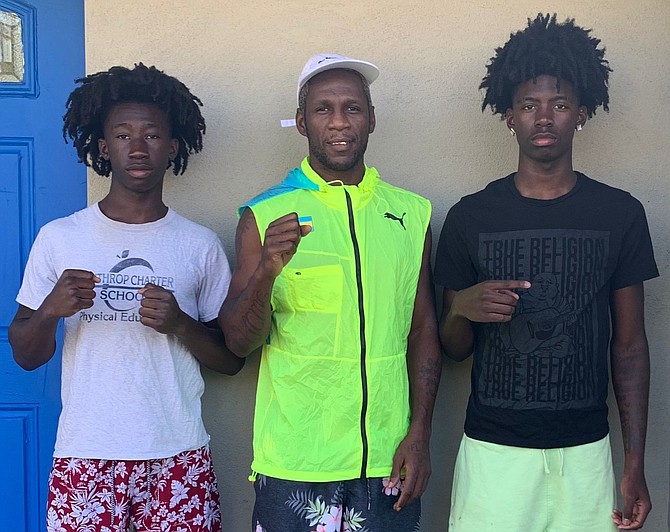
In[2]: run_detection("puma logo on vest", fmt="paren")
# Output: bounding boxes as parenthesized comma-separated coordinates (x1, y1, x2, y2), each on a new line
(384, 211, 406, 230)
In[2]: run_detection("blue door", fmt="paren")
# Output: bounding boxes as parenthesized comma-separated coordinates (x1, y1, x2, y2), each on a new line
(0, 1, 85, 530)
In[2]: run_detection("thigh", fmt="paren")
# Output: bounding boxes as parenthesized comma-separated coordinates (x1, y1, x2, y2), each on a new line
(47, 457, 130, 532)
(344, 477, 421, 531)
(549, 436, 616, 532)
(133, 446, 221, 532)
(448, 435, 548, 532)
(252, 475, 345, 532)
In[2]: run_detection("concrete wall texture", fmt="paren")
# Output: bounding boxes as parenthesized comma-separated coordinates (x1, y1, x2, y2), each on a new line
(85, 1, 669, 530)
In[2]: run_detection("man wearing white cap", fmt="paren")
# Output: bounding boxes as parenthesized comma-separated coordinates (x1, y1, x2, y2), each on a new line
(220, 54, 442, 531)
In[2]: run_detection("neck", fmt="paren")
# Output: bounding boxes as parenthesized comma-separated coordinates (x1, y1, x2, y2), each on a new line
(308, 158, 366, 186)
(99, 189, 168, 224)
(514, 157, 577, 200)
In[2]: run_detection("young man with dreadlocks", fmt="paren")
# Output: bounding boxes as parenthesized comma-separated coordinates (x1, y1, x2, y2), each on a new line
(435, 14, 657, 531)
(9, 63, 242, 531)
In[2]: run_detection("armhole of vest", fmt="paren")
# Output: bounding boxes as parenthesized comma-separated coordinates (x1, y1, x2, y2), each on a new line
(247, 205, 266, 246)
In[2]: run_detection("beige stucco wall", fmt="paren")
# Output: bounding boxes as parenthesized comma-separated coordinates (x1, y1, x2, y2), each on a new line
(85, 1, 670, 530)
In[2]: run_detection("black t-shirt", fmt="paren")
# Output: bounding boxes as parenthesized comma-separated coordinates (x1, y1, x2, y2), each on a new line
(435, 173, 659, 448)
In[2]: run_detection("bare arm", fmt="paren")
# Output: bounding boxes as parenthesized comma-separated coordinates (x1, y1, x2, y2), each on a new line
(609, 283, 652, 530)
(439, 288, 475, 361)
(390, 228, 442, 510)
(9, 269, 99, 370)
(138, 285, 244, 375)
(439, 280, 530, 361)
(218, 209, 310, 357)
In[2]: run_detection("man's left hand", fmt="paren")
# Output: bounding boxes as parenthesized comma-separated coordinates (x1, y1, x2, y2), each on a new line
(387, 432, 431, 511)
(611, 469, 651, 530)
(138, 284, 185, 335)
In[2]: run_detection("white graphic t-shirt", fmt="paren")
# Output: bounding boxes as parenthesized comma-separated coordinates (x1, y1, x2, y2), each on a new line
(17, 204, 231, 460)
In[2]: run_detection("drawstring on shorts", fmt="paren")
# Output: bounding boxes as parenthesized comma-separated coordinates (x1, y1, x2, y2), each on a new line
(541, 448, 565, 476)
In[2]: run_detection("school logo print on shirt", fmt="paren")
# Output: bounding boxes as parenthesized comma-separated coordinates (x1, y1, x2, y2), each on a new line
(78, 249, 175, 323)
(476, 229, 610, 410)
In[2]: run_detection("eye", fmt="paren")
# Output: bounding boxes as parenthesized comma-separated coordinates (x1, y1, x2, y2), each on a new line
(347, 105, 361, 113)
(554, 103, 568, 110)
(315, 106, 330, 113)
(521, 104, 535, 111)
(115, 134, 130, 140)
(145, 134, 160, 139)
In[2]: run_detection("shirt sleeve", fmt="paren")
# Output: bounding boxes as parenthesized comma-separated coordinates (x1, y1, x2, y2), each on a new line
(16, 226, 59, 311)
(197, 236, 232, 323)
(611, 196, 659, 290)
(434, 202, 478, 290)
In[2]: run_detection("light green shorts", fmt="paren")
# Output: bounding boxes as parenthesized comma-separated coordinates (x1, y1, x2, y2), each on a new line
(449, 434, 617, 532)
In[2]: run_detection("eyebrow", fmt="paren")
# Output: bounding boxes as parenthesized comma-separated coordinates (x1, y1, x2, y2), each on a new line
(110, 121, 161, 128)
(519, 94, 571, 102)
(311, 96, 364, 106)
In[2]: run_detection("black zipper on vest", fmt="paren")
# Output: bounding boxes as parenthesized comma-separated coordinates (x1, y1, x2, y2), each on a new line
(344, 188, 369, 478)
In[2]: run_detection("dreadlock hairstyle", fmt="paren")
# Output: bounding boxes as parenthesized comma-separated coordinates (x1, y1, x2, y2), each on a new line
(63, 63, 206, 176)
(480, 13, 612, 119)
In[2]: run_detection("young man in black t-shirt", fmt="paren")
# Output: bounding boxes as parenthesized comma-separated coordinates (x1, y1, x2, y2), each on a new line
(436, 14, 658, 531)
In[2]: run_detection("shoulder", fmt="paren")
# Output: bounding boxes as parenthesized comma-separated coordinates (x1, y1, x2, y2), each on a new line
(447, 175, 510, 215)
(244, 182, 304, 212)
(577, 174, 650, 219)
(36, 205, 96, 237)
(462, 176, 509, 204)
(242, 167, 318, 213)
(375, 178, 431, 210)
(578, 174, 638, 204)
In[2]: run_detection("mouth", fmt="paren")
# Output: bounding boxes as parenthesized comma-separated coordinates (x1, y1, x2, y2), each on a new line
(530, 133, 557, 147)
(126, 165, 153, 178)
(326, 138, 355, 151)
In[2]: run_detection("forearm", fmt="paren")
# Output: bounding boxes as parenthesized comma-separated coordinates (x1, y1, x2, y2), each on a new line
(218, 268, 275, 357)
(611, 340, 650, 471)
(174, 315, 244, 375)
(439, 310, 474, 361)
(407, 325, 442, 437)
(9, 308, 60, 370)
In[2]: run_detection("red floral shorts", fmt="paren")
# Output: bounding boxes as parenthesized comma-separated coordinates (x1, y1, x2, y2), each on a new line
(47, 445, 221, 531)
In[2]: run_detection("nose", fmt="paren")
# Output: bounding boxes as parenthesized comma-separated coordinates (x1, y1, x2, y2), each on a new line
(129, 137, 149, 158)
(535, 105, 554, 127)
(328, 109, 350, 130)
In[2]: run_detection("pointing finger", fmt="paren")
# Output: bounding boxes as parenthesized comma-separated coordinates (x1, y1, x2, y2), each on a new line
(487, 280, 531, 290)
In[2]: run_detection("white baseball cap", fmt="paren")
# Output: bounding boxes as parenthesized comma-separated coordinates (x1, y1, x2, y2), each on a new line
(296, 53, 379, 104)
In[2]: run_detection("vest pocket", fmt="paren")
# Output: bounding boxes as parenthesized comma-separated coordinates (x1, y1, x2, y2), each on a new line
(281, 264, 343, 312)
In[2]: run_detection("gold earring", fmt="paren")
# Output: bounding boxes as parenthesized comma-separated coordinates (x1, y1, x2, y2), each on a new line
(509, 128, 516, 136)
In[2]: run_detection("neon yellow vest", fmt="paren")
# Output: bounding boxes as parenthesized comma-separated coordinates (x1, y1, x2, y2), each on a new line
(246, 158, 431, 481)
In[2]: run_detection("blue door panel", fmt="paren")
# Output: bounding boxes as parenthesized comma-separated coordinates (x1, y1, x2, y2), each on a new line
(0, 1, 85, 530)
(0, 140, 33, 327)
(0, 406, 39, 531)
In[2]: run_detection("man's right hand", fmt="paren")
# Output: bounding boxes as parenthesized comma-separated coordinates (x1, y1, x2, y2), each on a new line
(259, 213, 311, 278)
(42, 269, 100, 318)
(219, 210, 312, 357)
(9, 269, 100, 370)
(450, 279, 530, 323)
